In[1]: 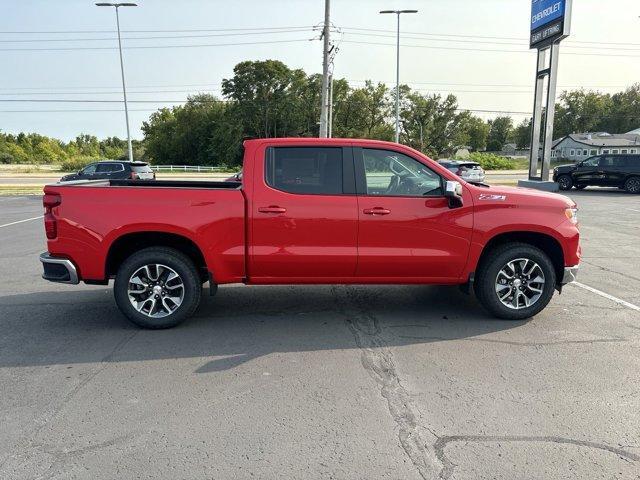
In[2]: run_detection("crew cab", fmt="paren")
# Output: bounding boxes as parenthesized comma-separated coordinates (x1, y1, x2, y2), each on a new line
(40, 138, 581, 329)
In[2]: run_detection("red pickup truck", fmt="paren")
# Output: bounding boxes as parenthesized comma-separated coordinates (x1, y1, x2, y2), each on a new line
(40, 138, 580, 329)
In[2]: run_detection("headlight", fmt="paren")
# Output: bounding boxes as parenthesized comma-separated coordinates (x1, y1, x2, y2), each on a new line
(565, 207, 578, 224)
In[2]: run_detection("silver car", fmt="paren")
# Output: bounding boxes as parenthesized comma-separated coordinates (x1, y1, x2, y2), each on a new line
(437, 160, 486, 183)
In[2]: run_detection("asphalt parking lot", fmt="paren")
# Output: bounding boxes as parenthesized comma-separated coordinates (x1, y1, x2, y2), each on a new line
(1, 190, 639, 479)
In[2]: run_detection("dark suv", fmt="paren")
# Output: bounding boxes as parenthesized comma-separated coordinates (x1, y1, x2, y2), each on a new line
(553, 154, 640, 193)
(60, 161, 155, 182)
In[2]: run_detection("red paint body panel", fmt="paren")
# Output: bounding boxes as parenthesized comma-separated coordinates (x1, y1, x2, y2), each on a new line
(44, 184, 245, 283)
(44, 138, 580, 287)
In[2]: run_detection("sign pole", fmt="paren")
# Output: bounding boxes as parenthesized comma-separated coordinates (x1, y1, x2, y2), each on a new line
(519, 0, 572, 192)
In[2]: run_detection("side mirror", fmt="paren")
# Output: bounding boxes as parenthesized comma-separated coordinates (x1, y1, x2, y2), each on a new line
(444, 180, 464, 209)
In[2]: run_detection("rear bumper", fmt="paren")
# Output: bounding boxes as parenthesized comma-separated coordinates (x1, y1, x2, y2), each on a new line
(40, 252, 79, 284)
(561, 265, 579, 285)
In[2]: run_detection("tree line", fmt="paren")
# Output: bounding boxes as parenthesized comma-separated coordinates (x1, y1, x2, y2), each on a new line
(2, 59, 640, 168)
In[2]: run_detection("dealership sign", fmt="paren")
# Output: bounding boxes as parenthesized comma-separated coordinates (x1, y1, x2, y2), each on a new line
(530, 0, 572, 48)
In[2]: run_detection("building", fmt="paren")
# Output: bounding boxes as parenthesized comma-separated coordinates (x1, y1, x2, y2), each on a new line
(551, 130, 640, 162)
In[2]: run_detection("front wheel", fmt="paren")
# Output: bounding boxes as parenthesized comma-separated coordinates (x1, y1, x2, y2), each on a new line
(114, 247, 202, 329)
(624, 176, 640, 194)
(475, 243, 556, 320)
(557, 175, 573, 191)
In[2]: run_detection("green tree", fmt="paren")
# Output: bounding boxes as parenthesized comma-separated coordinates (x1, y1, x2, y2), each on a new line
(553, 90, 612, 137)
(487, 116, 513, 151)
(513, 119, 532, 149)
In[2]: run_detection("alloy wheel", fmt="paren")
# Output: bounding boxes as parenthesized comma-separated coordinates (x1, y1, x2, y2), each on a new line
(495, 258, 546, 310)
(127, 264, 185, 318)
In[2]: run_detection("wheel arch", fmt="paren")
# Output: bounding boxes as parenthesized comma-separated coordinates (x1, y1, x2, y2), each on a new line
(476, 231, 565, 285)
(105, 231, 208, 280)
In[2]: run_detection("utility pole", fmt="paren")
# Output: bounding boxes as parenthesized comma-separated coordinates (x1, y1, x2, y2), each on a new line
(96, 2, 137, 162)
(380, 9, 418, 143)
(327, 74, 334, 138)
(319, 0, 331, 138)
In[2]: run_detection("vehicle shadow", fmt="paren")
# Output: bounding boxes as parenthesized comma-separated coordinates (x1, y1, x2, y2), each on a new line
(0, 285, 527, 373)
(565, 187, 631, 197)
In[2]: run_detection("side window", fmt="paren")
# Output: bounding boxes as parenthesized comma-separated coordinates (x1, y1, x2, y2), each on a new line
(82, 164, 97, 175)
(582, 157, 598, 167)
(599, 156, 615, 167)
(97, 163, 123, 173)
(361, 149, 442, 197)
(265, 147, 343, 195)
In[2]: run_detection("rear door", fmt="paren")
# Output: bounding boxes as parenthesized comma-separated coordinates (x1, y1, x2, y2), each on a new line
(249, 144, 358, 281)
(603, 155, 628, 186)
(354, 147, 473, 281)
(95, 162, 125, 179)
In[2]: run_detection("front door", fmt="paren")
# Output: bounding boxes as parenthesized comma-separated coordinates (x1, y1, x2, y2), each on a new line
(573, 156, 602, 185)
(354, 147, 473, 281)
(249, 144, 358, 281)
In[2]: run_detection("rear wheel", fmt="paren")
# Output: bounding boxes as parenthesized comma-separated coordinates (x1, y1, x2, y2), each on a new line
(114, 247, 202, 329)
(475, 243, 556, 320)
(624, 176, 640, 194)
(557, 175, 573, 191)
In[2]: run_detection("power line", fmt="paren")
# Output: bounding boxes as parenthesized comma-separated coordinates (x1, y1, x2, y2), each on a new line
(0, 28, 313, 43)
(341, 26, 640, 47)
(0, 38, 313, 52)
(0, 25, 315, 34)
(340, 39, 640, 58)
(341, 31, 640, 52)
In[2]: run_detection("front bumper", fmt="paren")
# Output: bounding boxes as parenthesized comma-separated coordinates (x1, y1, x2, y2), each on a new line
(40, 252, 79, 284)
(561, 265, 579, 285)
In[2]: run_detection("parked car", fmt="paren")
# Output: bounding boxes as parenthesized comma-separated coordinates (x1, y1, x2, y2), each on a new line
(225, 171, 243, 182)
(60, 161, 155, 182)
(553, 154, 640, 193)
(437, 160, 486, 183)
(40, 138, 580, 329)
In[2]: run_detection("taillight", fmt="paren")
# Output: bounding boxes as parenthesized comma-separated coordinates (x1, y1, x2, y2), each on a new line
(43, 193, 61, 239)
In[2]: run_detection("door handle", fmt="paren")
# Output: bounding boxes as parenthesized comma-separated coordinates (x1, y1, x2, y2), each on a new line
(258, 206, 287, 214)
(363, 207, 391, 215)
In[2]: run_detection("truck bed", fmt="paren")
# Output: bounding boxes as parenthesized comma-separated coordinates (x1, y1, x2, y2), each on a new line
(55, 179, 241, 190)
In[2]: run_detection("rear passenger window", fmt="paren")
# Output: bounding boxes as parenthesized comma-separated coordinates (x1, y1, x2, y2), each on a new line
(266, 147, 343, 195)
(96, 163, 123, 173)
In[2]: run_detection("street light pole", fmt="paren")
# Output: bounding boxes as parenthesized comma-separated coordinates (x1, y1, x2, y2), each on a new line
(380, 9, 418, 143)
(96, 2, 137, 162)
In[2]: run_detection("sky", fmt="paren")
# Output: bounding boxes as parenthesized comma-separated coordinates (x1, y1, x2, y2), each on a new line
(1, 0, 640, 141)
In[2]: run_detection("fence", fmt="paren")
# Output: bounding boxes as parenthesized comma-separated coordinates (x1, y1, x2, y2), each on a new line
(149, 165, 228, 173)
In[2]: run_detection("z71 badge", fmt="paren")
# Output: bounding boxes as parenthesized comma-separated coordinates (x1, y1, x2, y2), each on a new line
(478, 194, 507, 201)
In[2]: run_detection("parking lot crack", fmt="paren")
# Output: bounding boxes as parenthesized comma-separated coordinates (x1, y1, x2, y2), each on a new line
(333, 286, 442, 480)
(434, 435, 640, 479)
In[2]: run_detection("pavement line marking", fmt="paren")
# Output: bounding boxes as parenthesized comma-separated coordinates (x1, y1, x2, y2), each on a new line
(0, 215, 43, 228)
(572, 281, 640, 312)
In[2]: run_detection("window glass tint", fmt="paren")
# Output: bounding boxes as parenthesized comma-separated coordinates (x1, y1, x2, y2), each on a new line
(82, 164, 97, 175)
(96, 163, 123, 173)
(131, 164, 152, 173)
(598, 156, 616, 167)
(362, 149, 442, 197)
(266, 147, 343, 195)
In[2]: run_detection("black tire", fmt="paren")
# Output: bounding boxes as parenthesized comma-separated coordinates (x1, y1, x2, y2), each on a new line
(557, 175, 573, 191)
(574, 184, 587, 190)
(624, 176, 640, 194)
(114, 247, 202, 329)
(475, 243, 556, 320)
